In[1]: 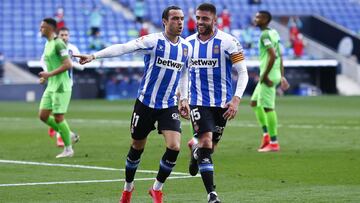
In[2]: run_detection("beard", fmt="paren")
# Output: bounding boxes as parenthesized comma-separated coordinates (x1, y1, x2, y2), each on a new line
(197, 24, 213, 35)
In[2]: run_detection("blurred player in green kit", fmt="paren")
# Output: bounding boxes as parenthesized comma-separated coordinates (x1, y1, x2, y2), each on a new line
(251, 11, 290, 152)
(38, 18, 77, 158)
(46, 27, 82, 147)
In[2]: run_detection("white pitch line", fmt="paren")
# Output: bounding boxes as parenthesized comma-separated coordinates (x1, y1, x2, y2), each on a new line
(0, 159, 188, 176)
(1, 117, 359, 130)
(0, 175, 199, 187)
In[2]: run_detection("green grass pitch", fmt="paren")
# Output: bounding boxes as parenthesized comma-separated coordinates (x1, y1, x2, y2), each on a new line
(0, 96, 359, 202)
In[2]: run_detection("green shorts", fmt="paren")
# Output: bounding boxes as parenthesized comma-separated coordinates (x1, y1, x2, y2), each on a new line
(39, 89, 72, 114)
(251, 79, 280, 109)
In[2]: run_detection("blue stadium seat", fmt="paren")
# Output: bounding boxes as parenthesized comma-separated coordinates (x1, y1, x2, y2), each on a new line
(0, 0, 142, 61)
(1, 0, 360, 61)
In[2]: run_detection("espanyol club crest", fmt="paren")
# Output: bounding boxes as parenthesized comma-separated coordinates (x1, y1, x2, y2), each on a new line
(183, 47, 188, 56)
(213, 45, 220, 54)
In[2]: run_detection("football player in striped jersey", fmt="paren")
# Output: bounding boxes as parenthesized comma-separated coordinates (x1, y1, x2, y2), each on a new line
(74, 6, 191, 203)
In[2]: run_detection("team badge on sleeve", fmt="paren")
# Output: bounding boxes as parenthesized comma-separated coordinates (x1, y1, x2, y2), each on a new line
(60, 49, 68, 57)
(263, 38, 272, 46)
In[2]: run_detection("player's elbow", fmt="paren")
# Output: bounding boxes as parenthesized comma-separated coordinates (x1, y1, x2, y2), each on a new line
(268, 56, 276, 65)
(269, 52, 276, 61)
(64, 60, 73, 70)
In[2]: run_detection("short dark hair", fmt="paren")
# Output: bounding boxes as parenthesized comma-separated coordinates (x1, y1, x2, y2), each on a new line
(162, 5, 182, 20)
(58, 27, 69, 32)
(42, 18, 57, 30)
(197, 3, 217, 15)
(259, 10, 272, 24)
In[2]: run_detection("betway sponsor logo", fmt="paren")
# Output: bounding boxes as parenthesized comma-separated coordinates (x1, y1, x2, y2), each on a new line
(190, 58, 218, 68)
(156, 57, 184, 71)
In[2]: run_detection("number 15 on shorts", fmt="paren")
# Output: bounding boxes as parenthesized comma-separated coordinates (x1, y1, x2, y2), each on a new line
(190, 108, 201, 121)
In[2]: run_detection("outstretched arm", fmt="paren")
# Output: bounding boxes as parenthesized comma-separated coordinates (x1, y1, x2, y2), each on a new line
(73, 42, 140, 65)
(70, 45, 85, 71)
(74, 35, 155, 64)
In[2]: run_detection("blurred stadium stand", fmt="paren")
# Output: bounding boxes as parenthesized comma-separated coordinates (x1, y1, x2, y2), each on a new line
(119, 0, 360, 33)
(118, 0, 360, 58)
(2, 0, 359, 61)
(0, 0, 141, 61)
(1, 0, 360, 100)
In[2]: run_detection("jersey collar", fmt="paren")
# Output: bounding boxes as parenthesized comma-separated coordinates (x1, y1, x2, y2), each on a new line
(162, 32, 180, 46)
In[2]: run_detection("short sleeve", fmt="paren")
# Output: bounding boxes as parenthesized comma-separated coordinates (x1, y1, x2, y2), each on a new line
(55, 39, 69, 60)
(260, 32, 273, 49)
(132, 34, 157, 54)
(227, 36, 244, 55)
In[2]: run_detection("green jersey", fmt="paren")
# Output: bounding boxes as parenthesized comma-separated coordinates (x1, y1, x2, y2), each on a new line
(43, 38, 71, 92)
(258, 28, 281, 81)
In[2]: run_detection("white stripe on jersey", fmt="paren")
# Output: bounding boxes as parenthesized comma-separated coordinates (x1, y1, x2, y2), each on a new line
(148, 67, 167, 108)
(161, 45, 183, 108)
(148, 42, 170, 108)
(137, 33, 190, 109)
(193, 40, 202, 106)
(92, 32, 191, 109)
(187, 29, 244, 108)
(206, 39, 215, 106)
(93, 32, 190, 109)
(138, 54, 156, 102)
(220, 44, 227, 107)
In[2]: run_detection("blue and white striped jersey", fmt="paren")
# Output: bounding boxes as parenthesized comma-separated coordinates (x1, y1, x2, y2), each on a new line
(186, 29, 245, 107)
(134, 33, 191, 109)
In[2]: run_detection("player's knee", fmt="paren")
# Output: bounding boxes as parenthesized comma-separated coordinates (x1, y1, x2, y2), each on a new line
(39, 114, 48, 123)
(54, 117, 64, 123)
(167, 142, 180, 151)
(131, 145, 144, 151)
(131, 139, 146, 150)
(199, 136, 213, 148)
(54, 115, 64, 123)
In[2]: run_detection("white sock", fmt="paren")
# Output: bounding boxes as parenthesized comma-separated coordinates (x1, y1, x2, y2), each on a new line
(152, 180, 163, 191)
(270, 140, 278, 144)
(65, 146, 73, 151)
(193, 137, 198, 145)
(124, 181, 134, 192)
(207, 191, 218, 201)
(193, 147, 199, 160)
(263, 133, 269, 137)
